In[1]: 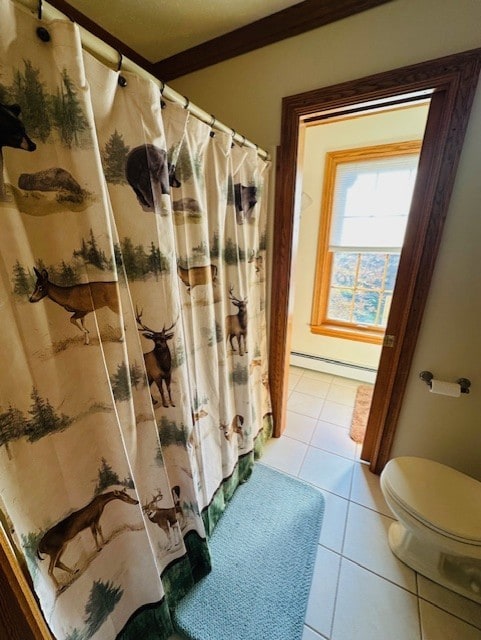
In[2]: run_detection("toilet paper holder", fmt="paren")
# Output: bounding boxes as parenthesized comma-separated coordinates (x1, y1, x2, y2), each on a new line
(419, 371, 471, 394)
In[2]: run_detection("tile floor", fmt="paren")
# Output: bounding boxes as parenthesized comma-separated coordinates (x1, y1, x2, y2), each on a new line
(170, 365, 481, 639)
(260, 366, 481, 640)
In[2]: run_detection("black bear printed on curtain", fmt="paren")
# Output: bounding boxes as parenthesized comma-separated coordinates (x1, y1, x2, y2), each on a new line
(0, 62, 93, 213)
(0, 102, 36, 198)
(125, 144, 181, 211)
(234, 183, 257, 224)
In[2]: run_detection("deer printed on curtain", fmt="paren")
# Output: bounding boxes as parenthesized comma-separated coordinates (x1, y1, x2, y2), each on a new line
(0, 2, 272, 639)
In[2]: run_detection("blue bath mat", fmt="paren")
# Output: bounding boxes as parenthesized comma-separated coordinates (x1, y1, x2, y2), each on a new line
(173, 463, 325, 640)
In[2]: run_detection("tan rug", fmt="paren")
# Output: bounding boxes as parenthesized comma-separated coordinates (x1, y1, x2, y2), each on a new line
(349, 385, 374, 443)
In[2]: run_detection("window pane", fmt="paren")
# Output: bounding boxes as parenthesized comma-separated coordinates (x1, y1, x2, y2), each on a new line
(327, 251, 400, 329)
(328, 288, 353, 322)
(385, 253, 400, 290)
(358, 253, 385, 290)
(353, 290, 380, 325)
(331, 252, 357, 287)
(331, 155, 419, 251)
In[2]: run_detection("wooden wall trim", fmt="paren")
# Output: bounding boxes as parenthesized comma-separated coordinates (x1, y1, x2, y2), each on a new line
(368, 52, 481, 471)
(268, 113, 304, 437)
(153, 0, 394, 80)
(271, 48, 481, 475)
(45, 0, 393, 82)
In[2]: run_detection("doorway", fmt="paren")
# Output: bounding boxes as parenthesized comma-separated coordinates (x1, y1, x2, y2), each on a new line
(268, 48, 481, 473)
(290, 103, 430, 454)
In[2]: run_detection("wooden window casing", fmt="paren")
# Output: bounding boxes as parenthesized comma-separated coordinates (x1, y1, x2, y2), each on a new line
(310, 140, 422, 344)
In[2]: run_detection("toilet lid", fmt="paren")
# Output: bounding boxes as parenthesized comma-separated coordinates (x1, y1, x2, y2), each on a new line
(383, 457, 481, 544)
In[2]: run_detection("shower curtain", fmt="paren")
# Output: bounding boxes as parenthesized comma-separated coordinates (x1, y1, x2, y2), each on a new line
(0, 1, 272, 638)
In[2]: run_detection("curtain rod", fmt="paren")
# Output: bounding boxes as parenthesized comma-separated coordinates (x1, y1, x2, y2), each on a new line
(14, 0, 270, 161)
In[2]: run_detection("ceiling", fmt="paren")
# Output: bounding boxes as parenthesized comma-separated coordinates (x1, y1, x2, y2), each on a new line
(64, 0, 301, 62)
(46, 0, 393, 80)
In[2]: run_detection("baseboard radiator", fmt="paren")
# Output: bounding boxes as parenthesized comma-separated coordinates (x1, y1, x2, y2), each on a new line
(290, 351, 377, 384)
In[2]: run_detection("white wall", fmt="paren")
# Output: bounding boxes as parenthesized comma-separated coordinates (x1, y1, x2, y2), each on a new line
(292, 105, 429, 376)
(171, 0, 481, 480)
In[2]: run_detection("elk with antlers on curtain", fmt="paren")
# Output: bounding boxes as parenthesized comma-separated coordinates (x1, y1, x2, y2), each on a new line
(0, 1, 272, 638)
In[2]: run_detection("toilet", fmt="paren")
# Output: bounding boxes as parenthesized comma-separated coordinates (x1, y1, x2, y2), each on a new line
(380, 456, 481, 603)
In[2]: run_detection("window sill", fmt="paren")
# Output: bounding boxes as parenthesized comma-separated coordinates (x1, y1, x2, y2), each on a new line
(310, 323, 383, 345)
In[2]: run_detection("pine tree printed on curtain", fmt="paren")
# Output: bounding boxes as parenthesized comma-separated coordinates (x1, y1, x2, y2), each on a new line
(102, 130, 130, 184)
(3, 60, 89, 148)
(0, 1, 272, 638)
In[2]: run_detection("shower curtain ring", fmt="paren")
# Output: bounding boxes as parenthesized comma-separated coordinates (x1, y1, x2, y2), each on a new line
(159, 81, 167, 108)
(240, 135, 246, 147)
(183, 96, 190, 110)
(209, 116, 216, 138)
(117, 52, 127, 87)
(37, 0, 42, 19)
(231, 129, 236, 139)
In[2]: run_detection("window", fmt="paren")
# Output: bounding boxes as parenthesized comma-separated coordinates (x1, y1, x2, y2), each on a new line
(311, 141, 421, 343)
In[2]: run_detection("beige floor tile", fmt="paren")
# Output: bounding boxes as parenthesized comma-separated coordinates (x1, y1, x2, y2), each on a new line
(302, 369, 334, 383)
(302, 626, 328, 639)
(299, 447, 355, 499)
(419, 600, 481, 640)
(262, 435, 308, 476)
(288, 391, 325, 419)
(319, 400, 353, 428)
(350, 461, 392, 517)
(295, 376, 331, 398)
(332, 559, 421, 640)
(285, 411, 318, 443)
(417, 576, 481, 630)
(288, 374, 302, 390)
(318, 490, 349, 554)
(310, 421, 357, 460)
(331, 376, 362, 388)
(343, 502, 417, 593)
(305, 545, 341, 638)
(326, 383, 358, 406)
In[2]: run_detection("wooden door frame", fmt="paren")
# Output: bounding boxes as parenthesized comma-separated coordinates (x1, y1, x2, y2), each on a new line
(0, 526, 52, 639)
(269, 48, 481, 473)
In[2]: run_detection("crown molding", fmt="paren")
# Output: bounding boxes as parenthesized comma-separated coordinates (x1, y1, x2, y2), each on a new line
(46, 0, 393, 82)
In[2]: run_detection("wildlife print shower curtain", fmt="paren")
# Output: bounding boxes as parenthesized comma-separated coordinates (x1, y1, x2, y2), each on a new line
(0, 1, 272, 638)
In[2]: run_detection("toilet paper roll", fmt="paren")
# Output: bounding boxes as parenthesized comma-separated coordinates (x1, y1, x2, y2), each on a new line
(430, 379, 461, 397)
